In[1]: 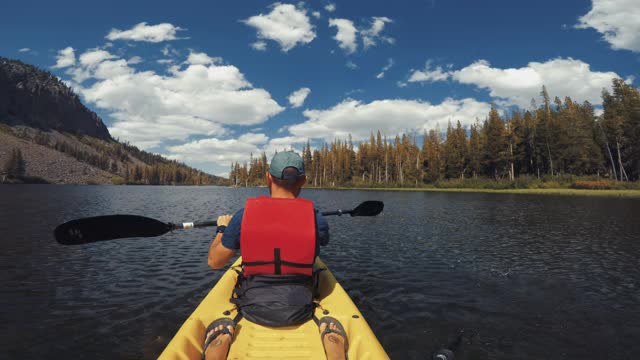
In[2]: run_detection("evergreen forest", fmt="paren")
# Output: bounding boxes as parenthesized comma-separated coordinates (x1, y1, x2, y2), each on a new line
(230, 80, 640, 189)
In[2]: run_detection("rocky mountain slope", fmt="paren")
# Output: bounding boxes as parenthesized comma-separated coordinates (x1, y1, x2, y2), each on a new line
(0, 58, 223, 185)
(0, 57, 111, 140)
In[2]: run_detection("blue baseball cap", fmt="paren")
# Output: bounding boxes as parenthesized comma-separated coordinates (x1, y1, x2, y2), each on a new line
(269, 151, 305, 181)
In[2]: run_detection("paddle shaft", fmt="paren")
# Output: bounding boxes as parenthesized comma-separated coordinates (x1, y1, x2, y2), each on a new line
(320, 209, 351, 216)
(173, 208, 353, 229)
(173, 220, 218, 230)
(54, 201, 383, 245)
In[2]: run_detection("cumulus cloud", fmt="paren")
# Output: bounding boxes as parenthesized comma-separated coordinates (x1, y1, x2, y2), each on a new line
(375, 58, 394, 79)
(167, 133, 268, 166)
(52, 47, 76, 68)
(244, 3, 316, 52)
(288, 87, 311, 108)
(324, 3, 336, 12)
(451, 58, 625, 107)
(329, 18, 358, 54)
(263, 135, 308, 154)
(362, 17, 394, 49)
(406, 58, 626, 107)
(166, 133, 307, 167)
(127, 56, 143, 64)
(57, 49, 283, 149)
(408, 61, 450, 82)
(106, 22, 186, 43)
(251, 41, 268, 51)
(346, 61, 358, 70)
(18, 48, 31, 53)
(289, 98, 491, 141)
(79, 49, 116, 67)
(312, 11, 321, 19)
(576, 0, 640, 52)
(185, 51, 222, 65)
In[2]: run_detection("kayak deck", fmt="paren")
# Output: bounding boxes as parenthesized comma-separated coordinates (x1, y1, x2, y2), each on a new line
(159, 257, 388, 359)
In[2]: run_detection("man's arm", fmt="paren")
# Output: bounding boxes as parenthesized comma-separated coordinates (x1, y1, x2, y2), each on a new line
(207, 214, 236, 269)
(316, 210, 330, 246)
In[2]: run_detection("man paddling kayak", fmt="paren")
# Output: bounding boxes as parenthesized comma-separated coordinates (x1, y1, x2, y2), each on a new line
(205, 151, 349, 360)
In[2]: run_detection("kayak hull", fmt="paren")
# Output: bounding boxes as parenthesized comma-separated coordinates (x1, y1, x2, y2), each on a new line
(159, 257, 389, 359)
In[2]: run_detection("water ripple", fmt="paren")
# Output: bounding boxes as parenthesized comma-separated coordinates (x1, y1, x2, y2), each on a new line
(1, 186, 639, 359)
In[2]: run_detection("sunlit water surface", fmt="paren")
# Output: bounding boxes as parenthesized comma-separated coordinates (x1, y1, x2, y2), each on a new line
(1, 185, 639, 359)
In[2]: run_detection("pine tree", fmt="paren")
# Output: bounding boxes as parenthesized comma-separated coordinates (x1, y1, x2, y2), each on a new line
(483, 105, 507, 178)
(4, 148, 26, 178)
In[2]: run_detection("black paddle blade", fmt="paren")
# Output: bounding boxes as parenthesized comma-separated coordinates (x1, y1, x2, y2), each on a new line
(350, 201, 384, 217)
(54, 215, 172, 245)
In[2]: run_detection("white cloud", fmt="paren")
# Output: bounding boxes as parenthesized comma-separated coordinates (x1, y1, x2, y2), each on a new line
(288, 87, 311, 108)
(325, 3, 336, 12)
(408, 61, 450, 82)
(405, 58, 626, 107)
(362, 17, 394, 49)
(52, 47, 76, 68)
(79, 49, 116, 67)
(167, 133, 268, 166)
(166, 132, 307, 168)
(375, 58, 394, 79)
(451, 58, 624, 107)
(264, 135, 308, 154)
(111, 115, 228, 149)
(185, 51, 222, 65)
(576, 0, 640, 52)
(58, 49, 283, 149)
(106, 22, 185, 43)
(239, 132, 270, 144)
(312, 11, 321, 18)
(18, 48, 31, 53)
(251, 41, 268, 51)
(346, 61, 358, 70)
(329, 18, 358, 54)
(244, 3, 316, 52)
(289, 98, 491, 141)
(127, 56, 143, 64)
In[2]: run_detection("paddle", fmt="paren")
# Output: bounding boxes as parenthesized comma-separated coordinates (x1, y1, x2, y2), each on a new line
(54, 200, 384, 245)
(432, 330, 465, 360)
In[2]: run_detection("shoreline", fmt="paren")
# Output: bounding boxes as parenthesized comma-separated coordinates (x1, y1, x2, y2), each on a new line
(319, 186, 640, 198)
(3, 182, 640, 198)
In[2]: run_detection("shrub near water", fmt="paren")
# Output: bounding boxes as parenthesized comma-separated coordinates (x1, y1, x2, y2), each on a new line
(431, 176, 640, 190)
(571, 180, 640, 190)
(571, 180, 613, 190)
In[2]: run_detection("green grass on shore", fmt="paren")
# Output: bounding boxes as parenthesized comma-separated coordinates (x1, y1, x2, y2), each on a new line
(327, 186, 640, 198)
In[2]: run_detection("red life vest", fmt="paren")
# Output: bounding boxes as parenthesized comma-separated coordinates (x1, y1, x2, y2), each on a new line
(240, 197, 316, 276)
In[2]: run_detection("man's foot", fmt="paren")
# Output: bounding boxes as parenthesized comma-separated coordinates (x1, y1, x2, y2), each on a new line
(319, 317, 348, 360)
(203, 318, 235, 360)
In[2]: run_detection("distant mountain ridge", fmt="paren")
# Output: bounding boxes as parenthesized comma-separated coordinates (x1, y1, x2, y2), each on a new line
(0, 57, 111, 140)
(0, 57, 224, 185)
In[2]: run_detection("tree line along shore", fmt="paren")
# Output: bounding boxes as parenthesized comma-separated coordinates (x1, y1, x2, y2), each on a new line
(230, 79, 640, 193)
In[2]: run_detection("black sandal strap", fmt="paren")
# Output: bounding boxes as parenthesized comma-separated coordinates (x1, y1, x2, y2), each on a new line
(202, 327, 233, 360)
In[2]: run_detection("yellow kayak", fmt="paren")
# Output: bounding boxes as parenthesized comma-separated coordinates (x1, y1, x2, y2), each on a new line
(159, 257, 389, 359)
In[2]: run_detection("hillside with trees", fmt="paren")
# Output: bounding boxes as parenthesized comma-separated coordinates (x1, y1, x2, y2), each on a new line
(230, 80, 640, 189)
(0, 58, 224, 185)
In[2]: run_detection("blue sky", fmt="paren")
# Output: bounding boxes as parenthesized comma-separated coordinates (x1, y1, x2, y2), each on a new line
(1, 0, 638, 175)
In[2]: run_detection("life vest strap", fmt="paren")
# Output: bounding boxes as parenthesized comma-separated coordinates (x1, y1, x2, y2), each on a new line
(243, 248, 314, 275)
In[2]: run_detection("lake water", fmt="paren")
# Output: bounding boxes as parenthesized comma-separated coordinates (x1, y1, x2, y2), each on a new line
(1, 185, 639, 359)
